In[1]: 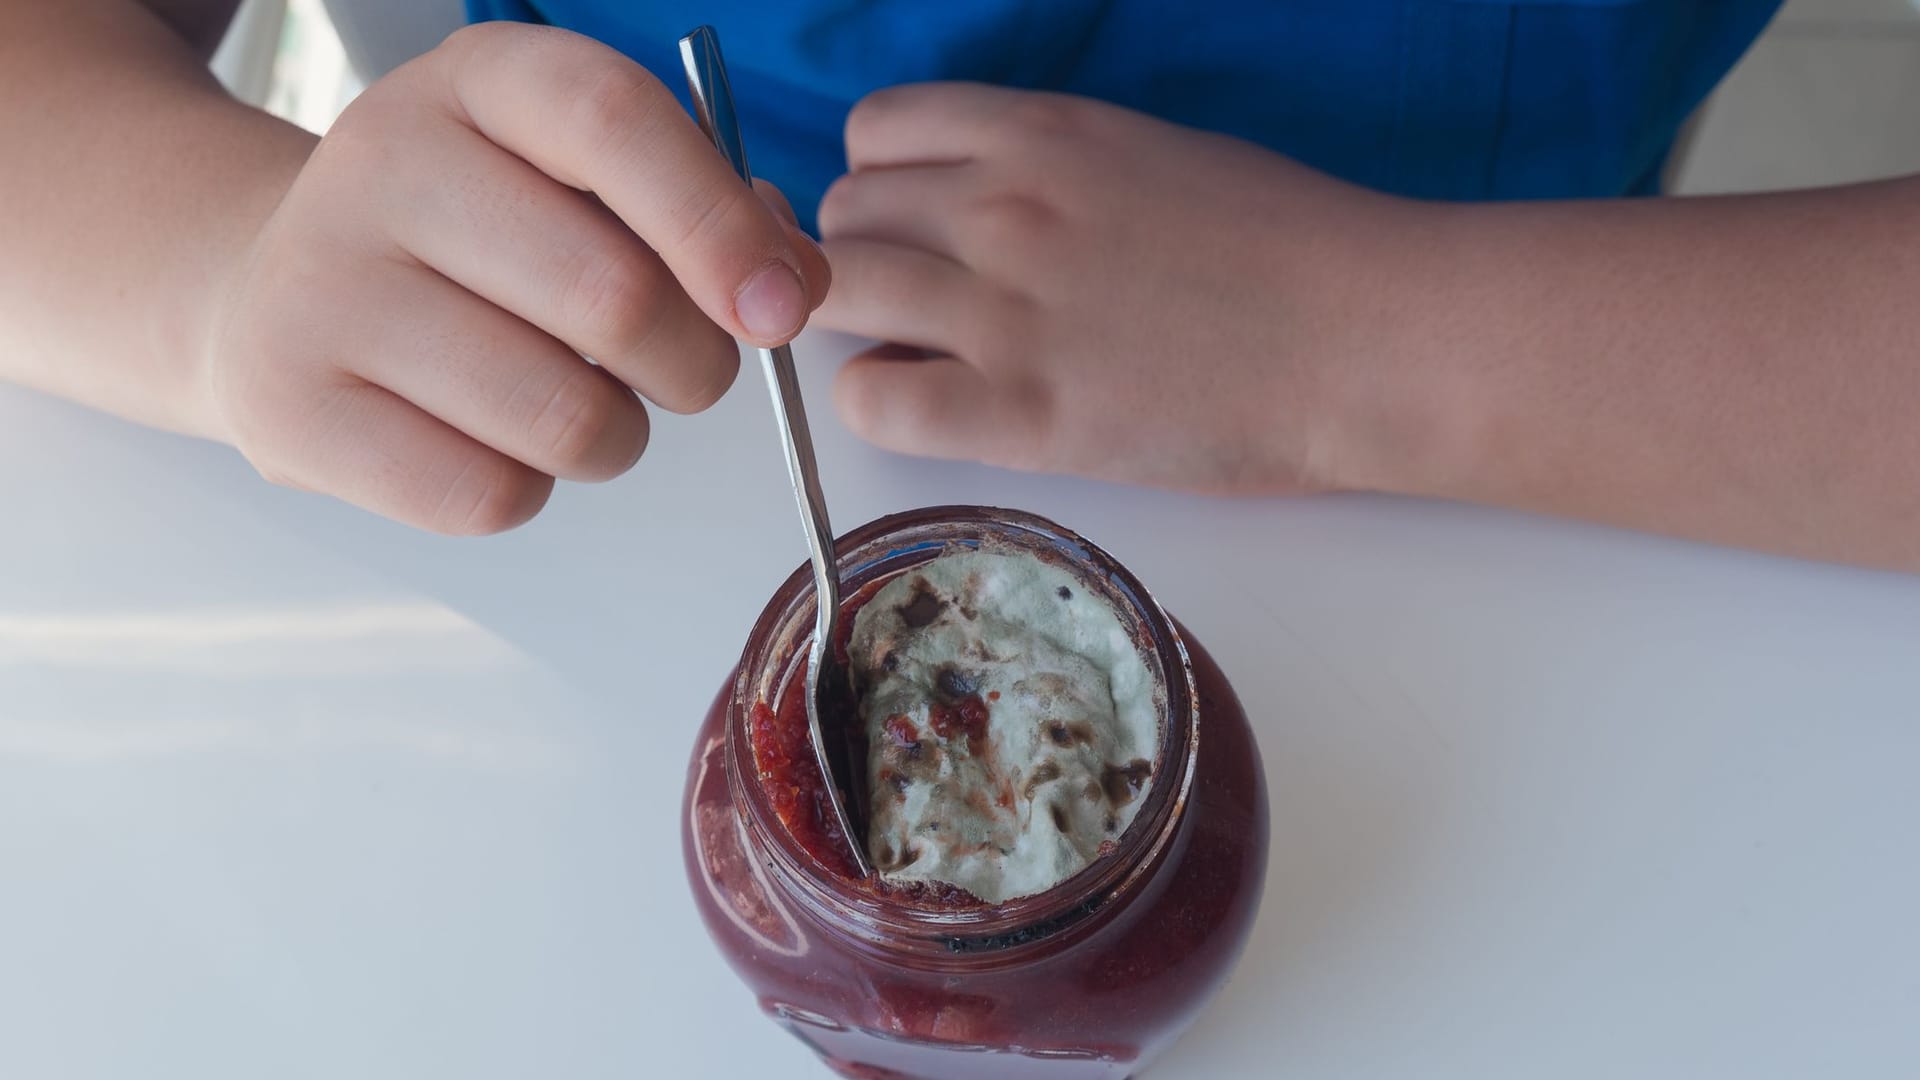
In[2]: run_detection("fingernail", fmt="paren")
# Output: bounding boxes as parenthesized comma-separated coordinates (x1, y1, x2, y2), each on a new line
(735, 261, 807, 342)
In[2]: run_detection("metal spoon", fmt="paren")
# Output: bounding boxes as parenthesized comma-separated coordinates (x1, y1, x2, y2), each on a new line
(679, 26, 871, 878)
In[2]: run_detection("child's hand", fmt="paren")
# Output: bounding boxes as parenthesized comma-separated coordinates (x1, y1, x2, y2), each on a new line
(812, 83, 1424, 496)
(202, 24, 829, 533)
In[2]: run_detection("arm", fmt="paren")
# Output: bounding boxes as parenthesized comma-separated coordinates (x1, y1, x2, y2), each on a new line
(1363, 179, 1920, 571)
(0, 0, 312, 436)
(807, 84, 1920, 572)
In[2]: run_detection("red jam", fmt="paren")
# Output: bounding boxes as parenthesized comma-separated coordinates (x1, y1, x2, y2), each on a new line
(683, 508, 1268, 1078)
(746, 698, 861, 880)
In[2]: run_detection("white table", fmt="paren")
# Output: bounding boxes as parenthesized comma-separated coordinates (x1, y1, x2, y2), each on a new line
(5, 332, 1919, 1079)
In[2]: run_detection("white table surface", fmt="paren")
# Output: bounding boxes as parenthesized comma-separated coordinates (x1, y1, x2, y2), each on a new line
(4, 331, 1919, 1079)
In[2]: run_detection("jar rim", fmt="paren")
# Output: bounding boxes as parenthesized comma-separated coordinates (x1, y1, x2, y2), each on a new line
(724, 505, 1200, 961)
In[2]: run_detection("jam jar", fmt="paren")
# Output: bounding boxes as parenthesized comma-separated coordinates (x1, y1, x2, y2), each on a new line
(683, 507, 1268, 1078)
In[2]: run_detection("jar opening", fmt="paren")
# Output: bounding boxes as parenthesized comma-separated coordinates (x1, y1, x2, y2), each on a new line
(725, 507, 1200, 958)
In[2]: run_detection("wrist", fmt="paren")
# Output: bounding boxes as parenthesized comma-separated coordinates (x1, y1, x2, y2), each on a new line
(176, 113, 318, 444)
(1301, 197, 1498, 500)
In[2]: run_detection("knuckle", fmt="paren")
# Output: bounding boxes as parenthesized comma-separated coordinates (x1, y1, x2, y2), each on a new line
(565, 245, 664, 358)
(436, 454, 542, 536)
(568, 64, 669, 167)
(526, 371, 617, 472)
(1007, 94, 1088, 142)
(661, 176, 762, 258)
(655, 330, 740, 414)
(967, 190, 1062, 254)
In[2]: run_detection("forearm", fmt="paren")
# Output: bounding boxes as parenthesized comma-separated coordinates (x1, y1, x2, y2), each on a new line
(1351, 178, 1920, 571)
(0, 0, 316, 437)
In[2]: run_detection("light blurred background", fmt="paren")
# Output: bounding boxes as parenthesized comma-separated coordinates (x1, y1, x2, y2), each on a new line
(211, 0, 361, 134)
(210, 0, 1920, 195)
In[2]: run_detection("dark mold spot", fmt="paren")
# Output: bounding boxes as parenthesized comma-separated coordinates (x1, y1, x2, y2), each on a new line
(1049, 802, 1070, 833)
(1022, 760, 1062, 799)
(899, 580, 945, 628)
(1057, 585, 1072, 600)
(1101, 758, 1153, 806)
(1046, 719, 1095, 747)
(936, 666, 978, 698)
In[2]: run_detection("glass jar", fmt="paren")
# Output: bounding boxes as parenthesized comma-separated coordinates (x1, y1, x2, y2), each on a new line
(683, 507, 1268, 1078)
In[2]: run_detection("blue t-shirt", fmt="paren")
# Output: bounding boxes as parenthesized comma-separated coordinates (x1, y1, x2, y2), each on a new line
(465, 1, 1782, 232)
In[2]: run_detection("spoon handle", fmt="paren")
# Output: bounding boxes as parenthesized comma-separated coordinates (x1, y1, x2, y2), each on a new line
(759, 342, 842, 620)
(678, 26, 840, 616)
(680, 26, 868, 877)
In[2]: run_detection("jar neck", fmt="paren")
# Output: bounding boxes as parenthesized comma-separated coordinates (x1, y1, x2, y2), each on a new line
(724, 506, 1200, 968)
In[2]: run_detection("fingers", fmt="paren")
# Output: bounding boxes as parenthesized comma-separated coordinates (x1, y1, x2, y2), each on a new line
(812, 238, 980, 352)
(338, 262, 652, 483)
(809, 212, 1045, 467)
(817, 165, 971, 254)
(844, 82, 1057, 170)
(833, 347, 1021, 464)
(430, 23, 826, 345)
(380, 121, 739, 414)
(262, 380, 555, 536)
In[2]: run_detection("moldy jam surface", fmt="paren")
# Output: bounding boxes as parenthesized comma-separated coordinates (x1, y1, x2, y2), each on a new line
(684, 507, 1269, 1079)
(849, 548, 1165, 905)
